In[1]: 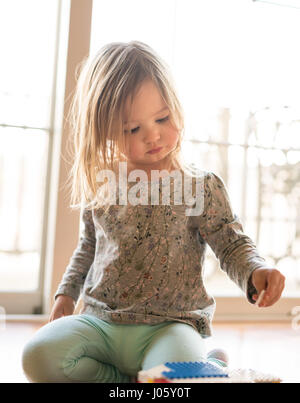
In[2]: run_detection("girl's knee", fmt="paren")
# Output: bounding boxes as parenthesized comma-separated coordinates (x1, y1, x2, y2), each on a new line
(22, 338, 50, 382)
(157, 322, 201, 342)
(22, 334, 67, 383)
(21, 315, 108, 383)
(142, 322, 206, 370)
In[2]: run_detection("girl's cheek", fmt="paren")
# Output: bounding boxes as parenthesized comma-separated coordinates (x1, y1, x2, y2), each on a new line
(127, 141, 141, 159)
(170, 129, 180, 145)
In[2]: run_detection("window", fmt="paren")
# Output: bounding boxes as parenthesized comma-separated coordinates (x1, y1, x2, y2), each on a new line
(0, 0, 60, 313)
(90, 0, 300, 317)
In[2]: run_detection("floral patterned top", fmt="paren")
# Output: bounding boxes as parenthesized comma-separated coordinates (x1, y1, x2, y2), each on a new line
(55, 170, 268, 337)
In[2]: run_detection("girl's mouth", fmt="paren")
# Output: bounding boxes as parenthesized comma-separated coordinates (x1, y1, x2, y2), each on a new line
(147, 147, 162, 154)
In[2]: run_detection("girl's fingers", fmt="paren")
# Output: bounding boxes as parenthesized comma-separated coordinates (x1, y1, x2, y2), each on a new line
(266, 284, 285, 307)
(260, 271, 285, 307)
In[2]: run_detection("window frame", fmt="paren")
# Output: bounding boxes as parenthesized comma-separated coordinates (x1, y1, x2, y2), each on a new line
(0, 0, 63, 314)
(0, 0, 93, 315)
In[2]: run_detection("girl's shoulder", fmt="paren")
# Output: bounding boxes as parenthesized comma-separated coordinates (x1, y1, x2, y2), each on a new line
(181, 163, 228, 195)
(181, 162, 205, 177)
(181, 162, 213, 181)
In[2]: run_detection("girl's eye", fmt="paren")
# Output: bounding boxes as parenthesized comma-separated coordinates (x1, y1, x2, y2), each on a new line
(124, 126, 139, 135)
(124, 116, 169, 135)
(130, 126, 140, 134)
(156, 115, 169, 123)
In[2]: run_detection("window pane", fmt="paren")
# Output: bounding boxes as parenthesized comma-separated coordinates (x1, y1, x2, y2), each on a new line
(0, 128, 49, 291)
(0, 0, 58, 128)
(0, 0, 59, 293)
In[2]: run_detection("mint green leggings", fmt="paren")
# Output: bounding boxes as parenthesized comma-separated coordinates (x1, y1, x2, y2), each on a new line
(22, 314, 209, 383)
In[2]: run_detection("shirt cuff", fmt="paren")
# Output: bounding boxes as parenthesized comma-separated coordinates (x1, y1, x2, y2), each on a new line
(54, 284, 81, 303)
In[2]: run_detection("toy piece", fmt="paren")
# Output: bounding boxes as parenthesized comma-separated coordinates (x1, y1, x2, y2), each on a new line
(256, 289, 266, 306)
(138, 361, 282, 383)
(162, 361, 228, 379)
(138, 361, 230, 383)
(229, 368, 282, 383)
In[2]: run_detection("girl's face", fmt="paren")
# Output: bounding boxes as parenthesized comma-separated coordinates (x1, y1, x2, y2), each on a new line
(122, 80, 179, 177)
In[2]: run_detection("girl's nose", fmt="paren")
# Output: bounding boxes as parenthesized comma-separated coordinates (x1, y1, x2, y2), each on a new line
(144, 127, 160, 144)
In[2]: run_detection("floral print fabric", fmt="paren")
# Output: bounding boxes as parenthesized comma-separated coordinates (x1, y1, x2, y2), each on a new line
(55, 171, 268, 337)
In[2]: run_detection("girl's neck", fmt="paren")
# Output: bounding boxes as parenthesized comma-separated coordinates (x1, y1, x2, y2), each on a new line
(113, 158, 177, 183)
(126, 160, 176, 182)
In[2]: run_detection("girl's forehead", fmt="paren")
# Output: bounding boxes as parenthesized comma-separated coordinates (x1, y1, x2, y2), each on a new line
(123, 81, 168, 124)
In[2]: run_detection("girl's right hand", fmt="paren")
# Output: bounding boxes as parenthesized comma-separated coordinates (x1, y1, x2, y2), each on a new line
(49, 295, 76, 322)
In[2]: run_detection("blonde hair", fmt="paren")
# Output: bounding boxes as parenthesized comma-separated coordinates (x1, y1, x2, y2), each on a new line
(66, 40, 191, 212)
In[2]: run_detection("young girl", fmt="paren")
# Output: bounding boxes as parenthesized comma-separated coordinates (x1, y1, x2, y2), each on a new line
(22, 41, 285, 383)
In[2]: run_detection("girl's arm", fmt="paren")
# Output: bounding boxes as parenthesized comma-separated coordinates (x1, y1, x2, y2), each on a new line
(54, 208, 96, 304)
(194, 172, 284, 305)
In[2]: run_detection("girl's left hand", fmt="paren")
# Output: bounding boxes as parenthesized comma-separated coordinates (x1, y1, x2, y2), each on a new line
(251, 268, 285, 307)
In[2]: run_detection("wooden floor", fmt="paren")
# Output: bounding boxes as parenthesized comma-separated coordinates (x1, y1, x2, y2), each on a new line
(0, 320, 299, 383)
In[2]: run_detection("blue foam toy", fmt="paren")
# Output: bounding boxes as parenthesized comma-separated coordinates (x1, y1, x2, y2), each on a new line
(162, 361, 229, 379)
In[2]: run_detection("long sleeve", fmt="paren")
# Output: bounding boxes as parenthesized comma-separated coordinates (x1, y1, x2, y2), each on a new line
(193, 172, 269, 303)
(55, 208, 96, 302)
